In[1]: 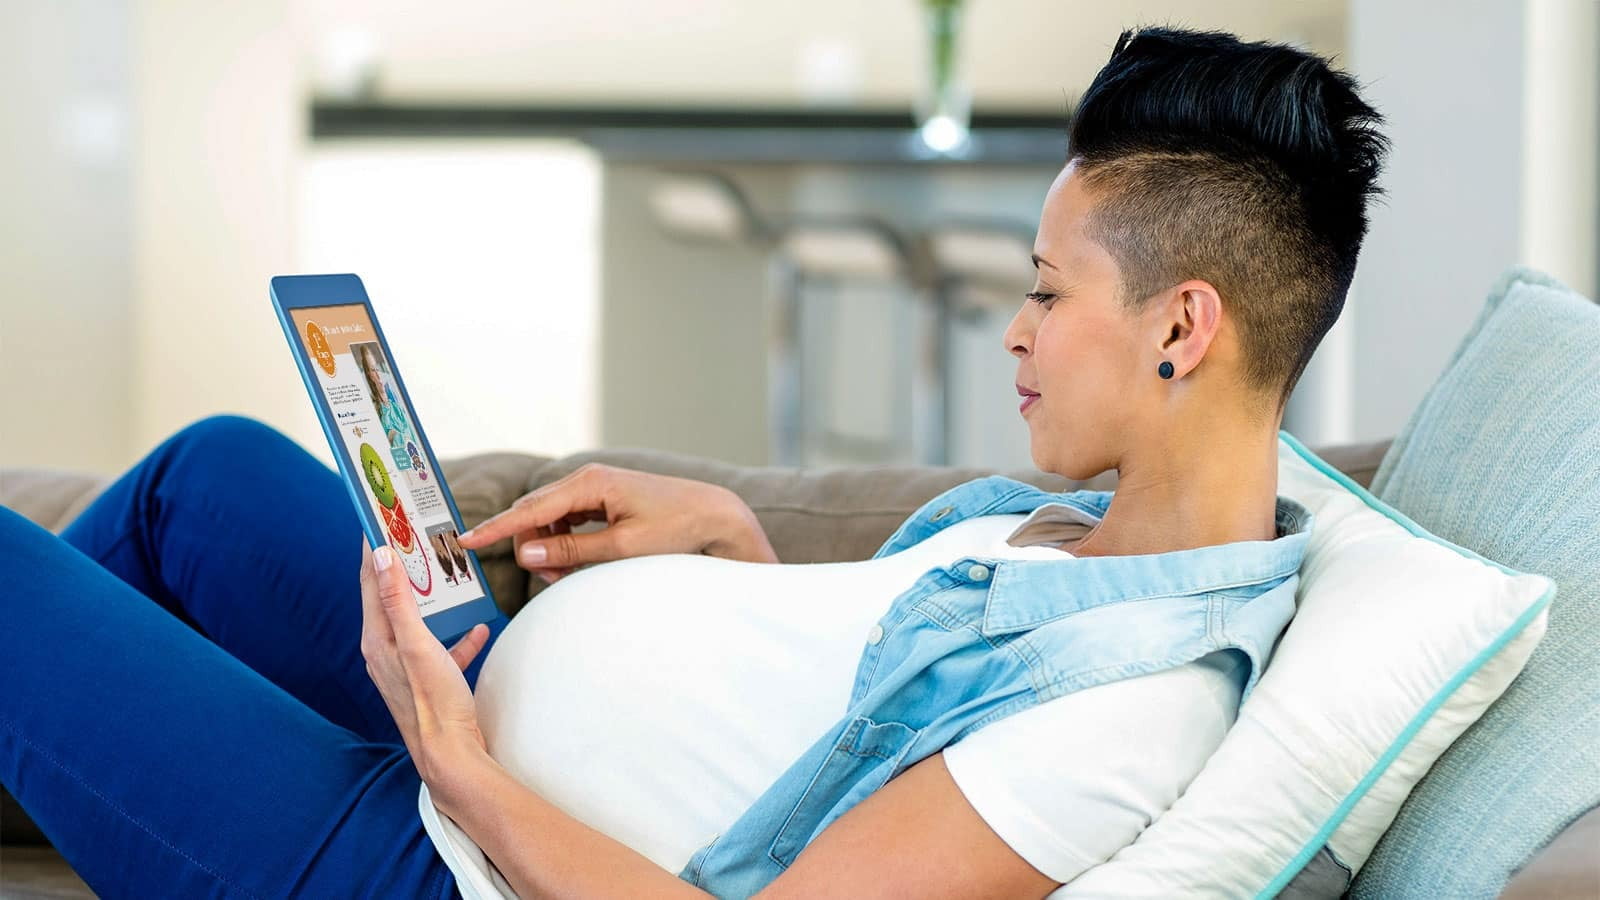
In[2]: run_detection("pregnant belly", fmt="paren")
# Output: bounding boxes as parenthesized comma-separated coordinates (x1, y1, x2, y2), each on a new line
(469, 552, 897, 872)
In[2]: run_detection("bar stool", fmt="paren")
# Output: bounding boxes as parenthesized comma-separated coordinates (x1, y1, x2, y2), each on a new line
(645, 171, 797, 460)
(646, 170, 935, 466)
(917, 220, 1036, 464)
(773, 217, 920, 466)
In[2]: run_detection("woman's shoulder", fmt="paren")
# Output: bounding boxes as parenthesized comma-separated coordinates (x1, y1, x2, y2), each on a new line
(940, 650, 1246, 882)
(971, 650, 1245, 741)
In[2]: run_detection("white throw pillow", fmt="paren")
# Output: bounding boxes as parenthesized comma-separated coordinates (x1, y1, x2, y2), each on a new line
(1052, 432, 1554, 899)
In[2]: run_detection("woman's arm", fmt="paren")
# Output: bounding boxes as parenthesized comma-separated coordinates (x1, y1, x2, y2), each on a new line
(429, 749, 1061, 899)
(758, 752, 1061, 899)
(431, 749, 710, 898)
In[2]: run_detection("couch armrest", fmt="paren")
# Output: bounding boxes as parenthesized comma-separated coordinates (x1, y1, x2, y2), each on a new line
(1500, 802, 1600, 899)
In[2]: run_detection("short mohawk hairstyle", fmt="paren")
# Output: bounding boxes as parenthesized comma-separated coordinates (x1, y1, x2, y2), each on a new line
(1067, 26, 1389, 412)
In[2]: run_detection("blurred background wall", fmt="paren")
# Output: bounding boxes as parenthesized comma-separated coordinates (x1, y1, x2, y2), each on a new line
(1344, 0, 1598, 443)
(1, 0, 136, 473)
(1, 0, 1594, 475)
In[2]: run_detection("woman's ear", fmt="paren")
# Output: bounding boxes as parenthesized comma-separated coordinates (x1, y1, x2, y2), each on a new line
(1157, 279, 1223, 378)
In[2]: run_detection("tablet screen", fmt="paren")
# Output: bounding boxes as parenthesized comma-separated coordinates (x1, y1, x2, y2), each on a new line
(288, 303, 483, 615)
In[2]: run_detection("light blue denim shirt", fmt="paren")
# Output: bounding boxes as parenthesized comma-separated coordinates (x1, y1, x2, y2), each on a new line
(676, 474, 1314, 897)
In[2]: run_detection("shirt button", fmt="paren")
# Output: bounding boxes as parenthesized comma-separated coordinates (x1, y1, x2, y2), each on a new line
(866, 624, 885, 645)
(967, 564, 991, 581)
(930, 505, 955, 521)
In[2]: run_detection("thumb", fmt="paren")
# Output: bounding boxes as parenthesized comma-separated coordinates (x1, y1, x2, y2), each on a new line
(447, 624, 490, 672)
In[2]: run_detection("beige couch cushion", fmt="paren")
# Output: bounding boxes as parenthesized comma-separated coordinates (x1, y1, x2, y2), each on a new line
(0, 469, 114, 532)
(0, 439, 1394, 622)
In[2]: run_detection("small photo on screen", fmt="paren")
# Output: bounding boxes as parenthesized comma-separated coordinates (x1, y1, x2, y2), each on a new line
(349, 340, 427, 480)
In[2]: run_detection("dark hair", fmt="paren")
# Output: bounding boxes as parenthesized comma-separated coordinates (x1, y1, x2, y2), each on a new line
(1067, 26, 1389, 413)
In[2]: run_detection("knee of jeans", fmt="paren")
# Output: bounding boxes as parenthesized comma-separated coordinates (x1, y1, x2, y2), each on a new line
(162, 414, 299, 471)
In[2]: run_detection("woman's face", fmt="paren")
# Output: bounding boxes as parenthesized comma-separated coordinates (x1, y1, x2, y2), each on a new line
(362, 351, 383, 392)
(1003, 159, 1168, 480)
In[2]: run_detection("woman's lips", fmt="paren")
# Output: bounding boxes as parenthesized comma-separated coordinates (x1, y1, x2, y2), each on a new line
(1016, 385, 1040, 415)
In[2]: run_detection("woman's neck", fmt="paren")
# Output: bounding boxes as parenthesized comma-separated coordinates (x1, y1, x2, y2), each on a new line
(1063, 426, 1282, 558)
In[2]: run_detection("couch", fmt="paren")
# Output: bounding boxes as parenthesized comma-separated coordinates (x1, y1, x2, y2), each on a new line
(2, 437, 1596, 898)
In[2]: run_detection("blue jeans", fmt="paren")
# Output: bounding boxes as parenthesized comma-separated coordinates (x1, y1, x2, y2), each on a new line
(0, 415, 512, 899)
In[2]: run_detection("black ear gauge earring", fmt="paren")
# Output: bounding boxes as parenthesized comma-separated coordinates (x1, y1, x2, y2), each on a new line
(1158, 360, 1175, 379)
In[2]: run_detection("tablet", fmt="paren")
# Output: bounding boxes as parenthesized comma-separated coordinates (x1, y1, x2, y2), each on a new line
(271, 273, 500, 644)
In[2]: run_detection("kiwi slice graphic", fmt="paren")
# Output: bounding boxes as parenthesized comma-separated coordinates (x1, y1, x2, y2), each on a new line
(360, 443, 397, 509)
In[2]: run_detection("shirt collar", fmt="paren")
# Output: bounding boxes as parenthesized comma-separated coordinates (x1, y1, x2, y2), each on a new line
(979, 490, 1312, 635)
(1004, 501, 1100, 548)
(876, 475, 1314, 637)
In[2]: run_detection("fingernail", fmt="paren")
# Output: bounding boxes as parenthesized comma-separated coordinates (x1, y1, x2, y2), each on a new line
(374, 546, 394, 571)
(460, 527, 475, 540)
(520, 544, 546, 565)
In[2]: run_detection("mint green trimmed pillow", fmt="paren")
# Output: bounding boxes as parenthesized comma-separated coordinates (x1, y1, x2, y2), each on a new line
(1051, 434, 1553, 898)
(1351, 266, 1600, 898)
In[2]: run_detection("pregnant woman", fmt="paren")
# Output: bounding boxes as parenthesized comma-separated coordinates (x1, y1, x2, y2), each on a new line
(0, 26, 1386, 900)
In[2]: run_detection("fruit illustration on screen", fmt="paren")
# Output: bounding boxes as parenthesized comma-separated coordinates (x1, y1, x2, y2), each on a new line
(360, 442, 432, 595)
(362, 442, 397, 507)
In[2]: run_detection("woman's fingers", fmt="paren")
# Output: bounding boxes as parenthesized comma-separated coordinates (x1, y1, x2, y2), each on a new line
(512, 513, 583, 578)
(512, 521, 556, 572)
(501, 523, 570, 586)
(531, 563, 569, 586)
(458, 465, 612, 549)
(458, 463, 732, 577)
(372, 545, 431, 646)
(517, 525, 625, 571)
(358, 541, 394, 650)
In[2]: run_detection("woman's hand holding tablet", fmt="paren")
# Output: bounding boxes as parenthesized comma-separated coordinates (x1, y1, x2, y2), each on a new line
(358, 539, 492, 795)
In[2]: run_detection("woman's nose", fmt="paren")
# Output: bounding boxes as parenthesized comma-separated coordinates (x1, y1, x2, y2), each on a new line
(1002, 308, 1032, 358)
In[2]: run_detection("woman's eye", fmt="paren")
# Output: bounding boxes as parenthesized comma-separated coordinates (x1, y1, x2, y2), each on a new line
(1026, 291, 1057, 306)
